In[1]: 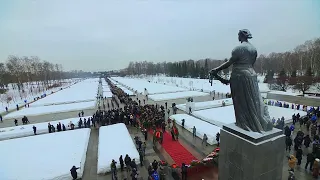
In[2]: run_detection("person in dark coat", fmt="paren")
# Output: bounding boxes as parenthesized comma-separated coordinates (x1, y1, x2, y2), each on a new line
(48, 123, 52, 133)
(57, 122, 62, 132)
(181, 163, 188, 180)
(130, 159, 137, 170)
(296, 146, 303, 165)
(33, 126, 37, 135)
(143, 129, 148, 141)
(304, 135, 312, 148)
(305, 152, 315, 170)
(139, 151, 144, 167)
(284, 126, 291, 137)
(285, 136, 293, 152)
(119, 155, 124, 171)
(152, 160, 158, 171)
(14, 119, 18, 126)
(70, 166, 80, 180)
(182, 119, 185, 128)
(125, 154, 131, 172)
(62, 124, 66, 131)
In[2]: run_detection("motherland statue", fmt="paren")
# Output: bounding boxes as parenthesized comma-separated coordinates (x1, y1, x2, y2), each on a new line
(209, 29, 273, 133)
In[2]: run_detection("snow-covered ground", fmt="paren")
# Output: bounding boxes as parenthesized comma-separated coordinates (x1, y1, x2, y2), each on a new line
(109, 78, 119, 85)
(114, 84, 135, 96)
(268, 90, 301, 96)
(103, 91, 113, 98)
(30, 79, 99, 106)
(149, 91, 209, 101)
(97, 123, 140, 174)
(0, 79, 77, 113)
(102, 86, 111, 92)
(177, 98, 233, 112)
(0, 128, 90, 180)
(135, 75, 269, 94)
(0, 116, 92, 141)
(4, 101, 95, 119)
(169, 114, 220, 145)
(111, 77, 187, 95)
(192, 105, 307, 127)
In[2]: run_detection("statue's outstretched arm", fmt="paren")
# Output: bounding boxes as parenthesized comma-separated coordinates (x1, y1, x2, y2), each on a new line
(212, 55, 237, 72)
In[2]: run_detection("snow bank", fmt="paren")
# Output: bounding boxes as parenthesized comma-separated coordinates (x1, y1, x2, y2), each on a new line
(4, 101, 95, 119)
(177, 98, 233, 111)
(0, 79, 77, 113)
(103, 91, 113, 98)
(0, 116, 92, 141)
(0, 128, 90, 180)
(114, 84, 135, 96)
(169, 114, 220, 145)
(268, 90, 301, 96)
(31, 79, 98, 106)
(111, 77, 187, 95)
(192, 105, 307, 127)
(149, 91, 209, 101)
(97, 123, 140, 174)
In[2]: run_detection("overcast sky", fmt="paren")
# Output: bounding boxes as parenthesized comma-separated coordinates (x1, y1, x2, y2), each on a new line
(0, 0, 319, 71)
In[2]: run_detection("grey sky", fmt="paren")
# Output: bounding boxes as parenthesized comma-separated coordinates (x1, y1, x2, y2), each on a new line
(0, 0, 319, 71)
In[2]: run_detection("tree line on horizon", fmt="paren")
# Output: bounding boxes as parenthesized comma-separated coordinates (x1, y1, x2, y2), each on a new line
(0, 55, 94, 93)
(124, 38, 320, 94)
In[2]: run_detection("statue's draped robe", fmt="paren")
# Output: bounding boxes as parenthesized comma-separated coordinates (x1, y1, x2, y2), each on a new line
(230, 42, 272, 132)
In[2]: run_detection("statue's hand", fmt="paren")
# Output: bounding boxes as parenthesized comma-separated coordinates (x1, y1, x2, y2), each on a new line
(210, 68, 218, 74)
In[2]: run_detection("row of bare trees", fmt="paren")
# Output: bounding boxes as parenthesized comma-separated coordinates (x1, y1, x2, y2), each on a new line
(123, 38, 320, 94)
(0, 55, 66, 91)
(0, 55, 95, 92)
(124, 38, 320, 77)
(255, 38, 320, 76)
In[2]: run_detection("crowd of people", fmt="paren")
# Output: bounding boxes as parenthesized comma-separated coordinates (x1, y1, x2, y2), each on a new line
(105, 78, 189, 180)
(285, 106, 320, 179)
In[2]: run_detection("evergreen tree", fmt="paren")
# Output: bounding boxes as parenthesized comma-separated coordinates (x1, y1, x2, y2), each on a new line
(264, 70, 274, 83)
(279, 68, 286, 77)
(305, 66, 313, 77)
(291, 70, 297, 77)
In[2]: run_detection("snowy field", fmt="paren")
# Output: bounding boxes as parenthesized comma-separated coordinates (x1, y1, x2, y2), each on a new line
(115, 84, 135, 96)
(149, 91, 209, 101)
(268, 90, 301, 96)
(0, 128, 90, 180)
(138, 75, 267, 94)
(30, 78, 99, 106)
(0, 116, 92, 141)
(97, 123, 140, 174)
(103, 91, 113, 98)
(177, 98, 233, 112)
(192, 105, 307, 127)
(169, 114, 220, 145)
(0, 79, 77, 113)
(111, 77, 187, 95)
(4, 101, 95, 119)
(131, 75, 307, 95)
(102, 86, 111, 92)
(109, 78, 119, 85)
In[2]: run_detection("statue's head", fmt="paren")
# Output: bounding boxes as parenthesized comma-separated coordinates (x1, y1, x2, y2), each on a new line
(238, 29, 252, 42)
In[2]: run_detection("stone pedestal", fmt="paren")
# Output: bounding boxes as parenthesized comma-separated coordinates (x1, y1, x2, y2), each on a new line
(218, 123, 285, 180)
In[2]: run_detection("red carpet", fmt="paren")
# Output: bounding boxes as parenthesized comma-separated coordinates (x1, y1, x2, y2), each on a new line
(161, 131, 197, 166)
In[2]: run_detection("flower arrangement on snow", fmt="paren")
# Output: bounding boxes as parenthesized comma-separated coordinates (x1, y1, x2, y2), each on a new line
(159, 160, 168, 166)
(202, 147, 220, 163)
(190, 160, 201, 166)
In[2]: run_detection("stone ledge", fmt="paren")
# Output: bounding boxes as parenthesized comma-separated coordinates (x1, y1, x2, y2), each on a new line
(223, 123, 283, 144)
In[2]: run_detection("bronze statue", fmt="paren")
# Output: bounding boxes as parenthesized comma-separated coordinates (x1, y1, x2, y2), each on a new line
(210, 29, 273, 133)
